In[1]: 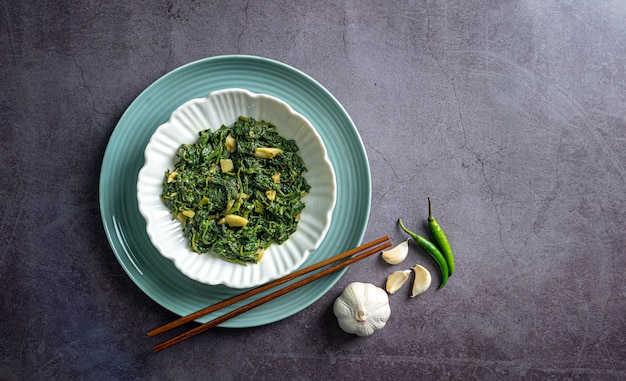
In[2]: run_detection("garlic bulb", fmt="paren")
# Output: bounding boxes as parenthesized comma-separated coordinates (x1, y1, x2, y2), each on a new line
(385, 269, 411, 294)
(381, 239, 409, 264)
(411, 264, 432, 297)
(333, 282, 391, 337)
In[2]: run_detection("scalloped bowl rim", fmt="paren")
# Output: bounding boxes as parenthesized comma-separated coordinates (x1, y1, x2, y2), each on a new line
(137, 88, 336, 288)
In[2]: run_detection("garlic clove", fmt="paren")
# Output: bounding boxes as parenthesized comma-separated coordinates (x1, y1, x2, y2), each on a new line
(224, 214, 249, 227)
(381, 239, 410, 265)
(225, 134, 237, 153)
(411, 264, 432, 297)
(385, 269, 411, 294)
(254, 147, 283, 159)
(220, 158, 234, 173)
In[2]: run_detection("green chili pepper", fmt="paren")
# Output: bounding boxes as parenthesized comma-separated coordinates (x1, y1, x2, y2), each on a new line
(428, 196, 455, 276)
(398, 218, 448, 289)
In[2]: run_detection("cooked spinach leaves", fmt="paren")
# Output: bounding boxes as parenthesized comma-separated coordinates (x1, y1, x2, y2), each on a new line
(161, 116, 310, 265)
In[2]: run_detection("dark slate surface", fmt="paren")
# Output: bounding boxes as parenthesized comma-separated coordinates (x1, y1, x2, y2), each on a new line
(2, 1, 625, 379)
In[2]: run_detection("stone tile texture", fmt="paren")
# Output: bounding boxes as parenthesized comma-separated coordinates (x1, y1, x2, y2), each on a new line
(2, 1, 625, 380)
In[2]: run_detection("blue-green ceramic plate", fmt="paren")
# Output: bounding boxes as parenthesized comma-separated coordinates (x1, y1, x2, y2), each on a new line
(99, 55, 371, 327)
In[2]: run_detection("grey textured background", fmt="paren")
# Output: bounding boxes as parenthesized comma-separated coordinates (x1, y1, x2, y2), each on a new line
(2, 1, 625, 380)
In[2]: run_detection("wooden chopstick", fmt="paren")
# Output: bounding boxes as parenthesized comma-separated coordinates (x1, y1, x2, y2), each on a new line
(148, 235, 390, 338)
(151, 236, 391, 352)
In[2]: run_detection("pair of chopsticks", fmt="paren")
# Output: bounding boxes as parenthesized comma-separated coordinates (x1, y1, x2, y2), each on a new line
(148, 235, 391, 352)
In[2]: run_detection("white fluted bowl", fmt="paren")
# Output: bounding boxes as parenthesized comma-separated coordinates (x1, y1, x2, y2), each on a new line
(137, 89, 336, 288)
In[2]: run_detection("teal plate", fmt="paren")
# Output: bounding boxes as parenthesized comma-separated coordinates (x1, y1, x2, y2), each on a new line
(99, 55, 371, 328)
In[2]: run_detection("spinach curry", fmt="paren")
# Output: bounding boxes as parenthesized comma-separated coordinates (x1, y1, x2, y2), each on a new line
(161, 116, 310, 264)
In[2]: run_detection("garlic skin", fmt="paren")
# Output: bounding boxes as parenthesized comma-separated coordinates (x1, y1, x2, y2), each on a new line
(381, 239, 409, 265)
(385, 269, 411, 294)
(411, 264, 432, 297)
(333, 282, 391, 337)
